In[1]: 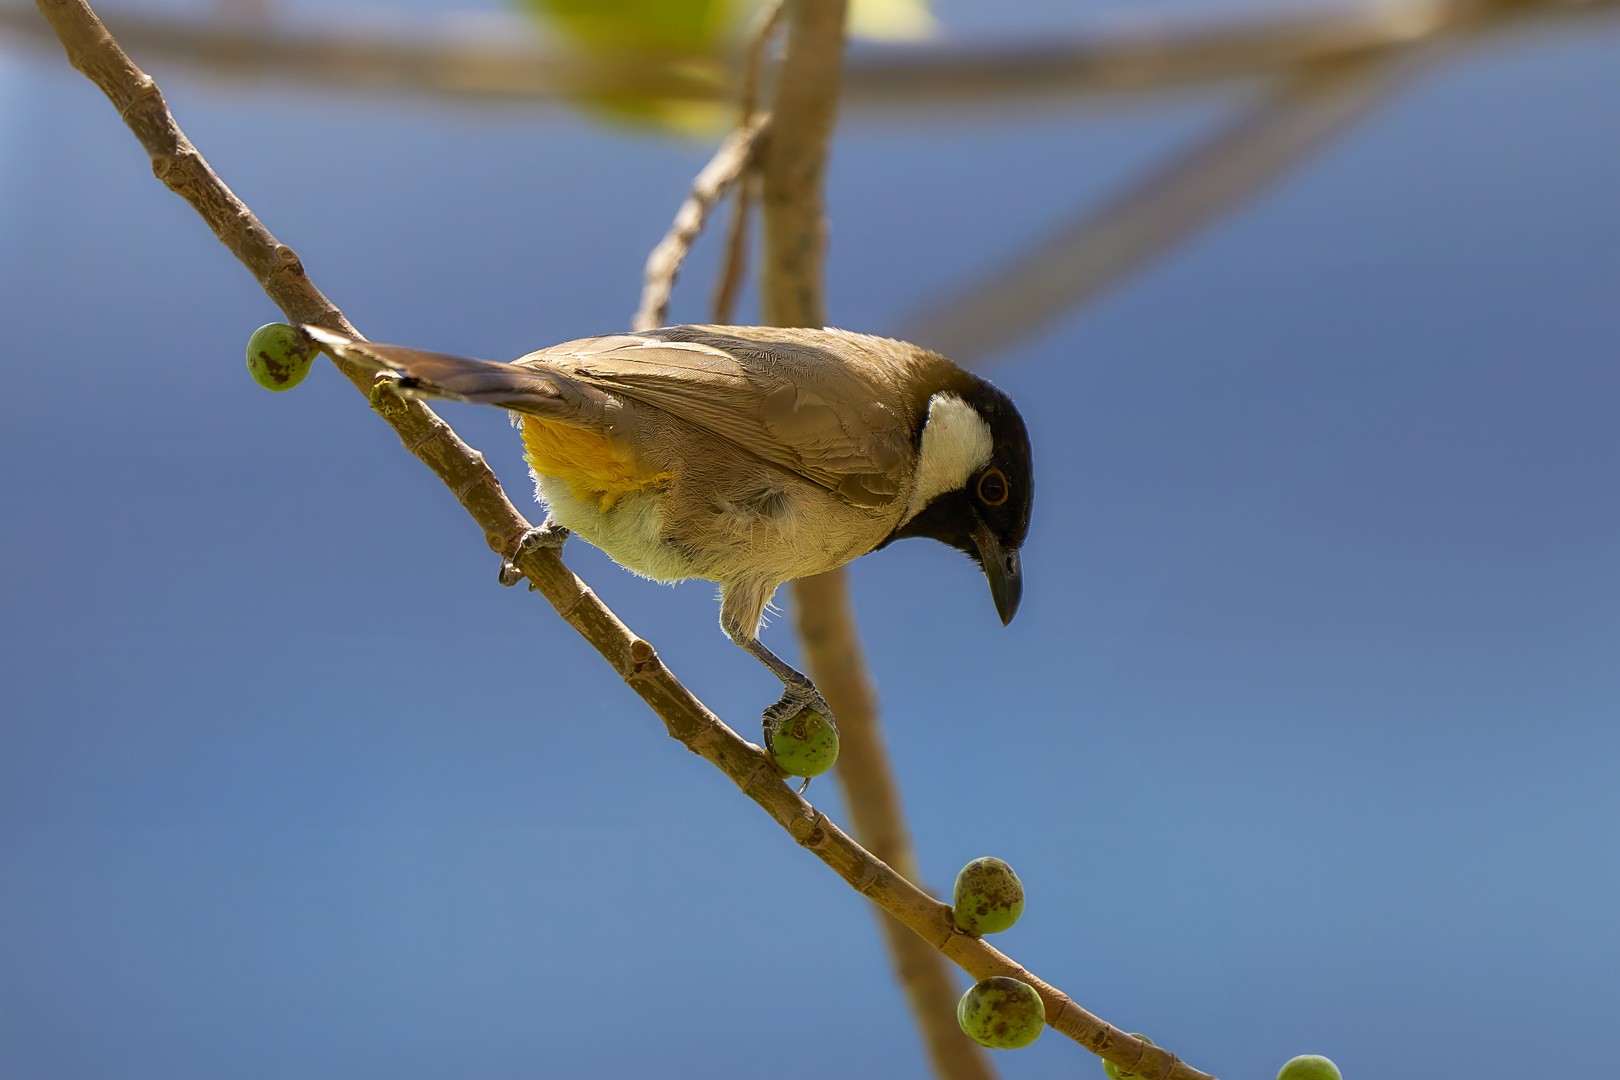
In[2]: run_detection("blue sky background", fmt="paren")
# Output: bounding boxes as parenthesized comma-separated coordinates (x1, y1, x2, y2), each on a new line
(1, 2, 1617, 1078)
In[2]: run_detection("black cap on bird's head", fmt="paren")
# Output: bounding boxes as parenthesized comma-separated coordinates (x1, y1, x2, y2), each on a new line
(879, 374, 1033, 625)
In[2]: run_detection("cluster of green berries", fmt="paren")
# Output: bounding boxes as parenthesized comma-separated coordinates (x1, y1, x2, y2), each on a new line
(948, 854, 1342, 1080)
(952, 857, 1040, 1049)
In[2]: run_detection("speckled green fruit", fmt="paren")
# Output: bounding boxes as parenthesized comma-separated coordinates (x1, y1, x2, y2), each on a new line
(246, 322, 316, 391)
(1102, 1034, 1155, 1079)
(956, 976, 1044, 1049)
(953, 857, 1025, 935)
(765, 708, 838, 779)
(1277, 1055, 1341, 1080)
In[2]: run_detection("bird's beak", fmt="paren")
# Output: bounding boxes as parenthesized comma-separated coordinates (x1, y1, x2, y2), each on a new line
(972, 523, 1023, 626)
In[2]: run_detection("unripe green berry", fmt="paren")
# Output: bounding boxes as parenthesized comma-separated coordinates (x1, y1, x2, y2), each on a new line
(956, 976, 1044, 1049)
(246, 322, 316, 391)
(1277, 1054, 1342, 1080)
(765, 707, 838, 779)
(953, 857, 1025, 935)
(1102, 1034, 1156, 1079)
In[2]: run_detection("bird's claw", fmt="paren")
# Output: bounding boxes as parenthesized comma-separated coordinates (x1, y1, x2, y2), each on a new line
(498, 522, 571, 587)
(763, 684, 836, 794)
(760, 682, 836, 751)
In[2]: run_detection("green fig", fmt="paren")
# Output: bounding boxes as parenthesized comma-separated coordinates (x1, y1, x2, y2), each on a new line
(957, 976, 1044, 1050)
(1102, 1034, 1156, 1079)
(1277, 1055, 1342, 1080)
(953, 856, 1025, 935)
(764, 707, 838, 779)
(246, 322, 316, 392)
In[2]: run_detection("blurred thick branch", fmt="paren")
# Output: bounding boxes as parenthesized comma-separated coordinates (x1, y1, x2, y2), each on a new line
(759, 0, 844, 329)
(4, 0, 1611, 114)
(896, 57, 1410, 363)
(756, 2, 999, 1078)
(840, 0, 1613, 113)
(34, 1, 1216, 1077)
(793, 569, 996, 1080)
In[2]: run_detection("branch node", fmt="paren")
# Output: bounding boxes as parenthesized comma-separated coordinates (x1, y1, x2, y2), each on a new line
(740, 754, 781, 792)
(150, 152, 172, 178)
(626, 638, 663, 681)
(1048, 996, 1071, 1028)
(553, 582, 590, 619)
(118, 77, 161, 121)
(451, 457, 489, 500)
(487, 530, 523, 558)
(854, 857, 882, 893)
(405, 416, 451, 455)
(790, 808, 829, 848)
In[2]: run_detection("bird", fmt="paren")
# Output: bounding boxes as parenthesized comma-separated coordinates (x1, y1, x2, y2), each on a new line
(305, 324, 1032, 749)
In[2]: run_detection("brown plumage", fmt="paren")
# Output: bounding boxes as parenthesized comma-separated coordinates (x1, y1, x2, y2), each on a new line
(305, 324, 1033, 748)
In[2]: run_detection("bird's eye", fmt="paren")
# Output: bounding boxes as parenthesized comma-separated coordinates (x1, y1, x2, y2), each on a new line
(977, 468, 1008, 506)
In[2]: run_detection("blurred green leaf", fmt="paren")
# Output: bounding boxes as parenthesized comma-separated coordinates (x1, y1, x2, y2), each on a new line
(519, 0, 739, 133)
(528, 0, 732, 55)
(518, 0, 941, 134)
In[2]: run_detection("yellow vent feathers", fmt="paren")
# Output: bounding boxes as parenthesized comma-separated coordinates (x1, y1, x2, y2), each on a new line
(520, 415, 671, 513)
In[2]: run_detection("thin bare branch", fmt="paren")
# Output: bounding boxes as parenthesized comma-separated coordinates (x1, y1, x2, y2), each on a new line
(37, 1, 1215, 1077)
(894, 58, 1410, 364)
(3, 0, 1611, 113)
(633, 0, 783, 333)
(632, 111, 771, 332)
(710, 169, 756, 324)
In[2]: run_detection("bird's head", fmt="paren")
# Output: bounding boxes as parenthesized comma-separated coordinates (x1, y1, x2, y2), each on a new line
(880, 374, 1033, 625)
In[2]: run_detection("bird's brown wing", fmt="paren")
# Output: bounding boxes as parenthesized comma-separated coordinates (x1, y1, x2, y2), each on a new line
(518, 327, 919, 508)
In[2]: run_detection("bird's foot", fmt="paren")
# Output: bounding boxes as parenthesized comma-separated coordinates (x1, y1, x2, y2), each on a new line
(764, 683, 838, 794)
(498, 521, 571, 587)
(761, 681, 835, 748)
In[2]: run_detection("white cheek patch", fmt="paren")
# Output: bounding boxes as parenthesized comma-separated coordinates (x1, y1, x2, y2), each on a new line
(906, 392, 993, 519)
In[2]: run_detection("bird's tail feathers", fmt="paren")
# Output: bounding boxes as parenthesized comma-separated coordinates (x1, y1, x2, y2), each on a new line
(302, 327, 568, 415)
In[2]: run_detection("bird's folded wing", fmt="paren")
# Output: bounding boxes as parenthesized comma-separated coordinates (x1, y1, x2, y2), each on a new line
(521, 330, 913, 508)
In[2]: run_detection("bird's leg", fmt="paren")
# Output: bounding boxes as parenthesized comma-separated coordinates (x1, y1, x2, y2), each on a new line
(735, 635, 836, 749)
(743, 637, 834, 795)
(497, 519, 571, 587)
(720, 583, 836, 787)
